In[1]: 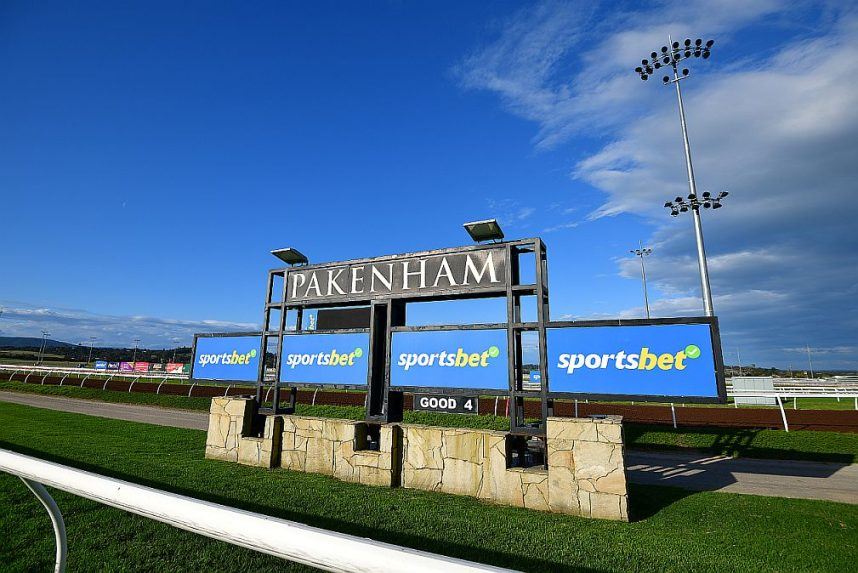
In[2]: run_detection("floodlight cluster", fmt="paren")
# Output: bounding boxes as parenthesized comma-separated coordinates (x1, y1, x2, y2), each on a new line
(634, 38, 713, 82)
(630, 247, 652, 257)
(664, 191, 728, 216)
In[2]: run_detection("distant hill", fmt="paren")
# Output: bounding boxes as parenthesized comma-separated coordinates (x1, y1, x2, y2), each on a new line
(0, 336, 76, 349)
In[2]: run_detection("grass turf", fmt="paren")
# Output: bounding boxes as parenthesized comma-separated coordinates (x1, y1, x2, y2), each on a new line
(3, 379, 858, 464)
(1, 401, 857, 572)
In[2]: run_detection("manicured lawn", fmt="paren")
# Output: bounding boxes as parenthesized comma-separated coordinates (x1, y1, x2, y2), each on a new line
(0, 379, 214, 410)
(1, 402, 857, 572)
(626, 424, 858, 464)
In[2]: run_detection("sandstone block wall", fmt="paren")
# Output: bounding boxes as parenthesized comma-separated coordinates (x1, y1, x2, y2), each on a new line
(279, 415, 398, 487)
(400, 424, 550, 511)
(205, 396, 281, 468)
(547, 416, 628, 521)
(204, 398, 628, 521)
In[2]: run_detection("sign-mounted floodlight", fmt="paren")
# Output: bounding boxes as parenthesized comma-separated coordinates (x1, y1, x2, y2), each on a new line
(463, 219, 504, 243)
(271, 247, 308, 266)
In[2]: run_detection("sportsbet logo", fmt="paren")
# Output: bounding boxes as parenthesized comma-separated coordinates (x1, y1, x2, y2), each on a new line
(285, 347, 364, 369)
(557, 344, 702, 374)
(198, 349, 257, 367)
(398, 345, 501, 371)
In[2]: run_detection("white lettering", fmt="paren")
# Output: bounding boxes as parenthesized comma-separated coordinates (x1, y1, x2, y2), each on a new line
(326, 268, 347, 295)
(305, 272, 323, 298)
(370, 264, 394, 293)
(402, 259, 427, 290)
(463, 252, 499, 285)
(432, 257, 458, 288)
(350, 266, 366, 293)
(290, 273, 307, 299)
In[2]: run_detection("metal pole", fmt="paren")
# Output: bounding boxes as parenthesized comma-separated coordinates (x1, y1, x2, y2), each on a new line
(638, 242, 651, 319)
(806, 344, 814, 379)
(132, 339, 140, 369)
(672, 56, 714, 316)
(38, 333, 48, 365)
(775, 395, 789, 432)
(20, 477, 67, 573)
(87, 337, 95, 364)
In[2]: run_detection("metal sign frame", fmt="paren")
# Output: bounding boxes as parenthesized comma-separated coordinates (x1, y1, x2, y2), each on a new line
(258, 239, 550, 435)
(544, 316, 727, 403)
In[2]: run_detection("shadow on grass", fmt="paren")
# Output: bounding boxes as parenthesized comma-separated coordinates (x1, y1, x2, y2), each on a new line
(1, 441, 611, 573)
(628, 483, 694, 521)
(625, 424, 856, 464)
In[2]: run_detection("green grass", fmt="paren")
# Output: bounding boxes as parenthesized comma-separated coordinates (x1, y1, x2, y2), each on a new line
(1, 402, 856, 572)
(3, 379, 858, 463)
(0, 380, 214, 410)
(626, 424, 858, 464)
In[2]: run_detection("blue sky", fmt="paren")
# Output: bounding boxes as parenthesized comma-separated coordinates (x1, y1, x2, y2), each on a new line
(1, 1, 856, 370)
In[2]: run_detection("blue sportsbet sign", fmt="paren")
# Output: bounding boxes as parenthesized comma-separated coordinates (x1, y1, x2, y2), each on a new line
(192, 335, 261, 382)
(279, 332, 370, 385)
(390, 329, 508, 390)
(547, 322, 721, 399)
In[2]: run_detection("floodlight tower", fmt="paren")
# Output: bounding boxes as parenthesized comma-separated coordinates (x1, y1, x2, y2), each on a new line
(630, 242, 653, 319)
(171, 337, 181, 363)
(37, 330, 51, 365)
(636, 36, 720, 317)
(132, 338, 141, 367)
(87, 336, 97, 364)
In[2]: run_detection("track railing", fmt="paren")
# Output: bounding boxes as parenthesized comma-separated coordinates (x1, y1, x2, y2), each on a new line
(0, 364, 190, 382)
(0, 449, 515, 573)
(728, 390, 858, 431)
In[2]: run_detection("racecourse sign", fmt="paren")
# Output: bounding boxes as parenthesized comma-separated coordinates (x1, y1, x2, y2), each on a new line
(285, 247, 507, 304)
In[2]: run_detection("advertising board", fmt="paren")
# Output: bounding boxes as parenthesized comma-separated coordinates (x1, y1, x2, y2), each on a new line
(279, 332, 370, 385)
(390, 329, 508, 391)
(107, 362, 120, 371)
(192, 335, 261, 382)
(94, 360, 108, 370)
(546, 321, 723, 401)
(149, 363, 165, 372)
(166, 363, 184, 374)
(119, 362, 133, 372)
(133, 362, 150, 373)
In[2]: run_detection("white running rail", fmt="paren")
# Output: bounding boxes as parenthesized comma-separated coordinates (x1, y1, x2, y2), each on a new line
(0, 449, 515, 573)
(0, 364, 189, 382)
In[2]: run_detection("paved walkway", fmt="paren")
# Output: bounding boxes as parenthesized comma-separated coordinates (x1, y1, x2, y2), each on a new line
(0, 391, 208, 430)
(2, 391, 856, 504)
(625, 451, 858, 504)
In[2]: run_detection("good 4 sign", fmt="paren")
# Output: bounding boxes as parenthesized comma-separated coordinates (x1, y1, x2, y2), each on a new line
(413, 394, 479, 415)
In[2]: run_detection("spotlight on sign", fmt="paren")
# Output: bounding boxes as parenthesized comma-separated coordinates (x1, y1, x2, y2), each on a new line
(271, 247, 309, 266)
(463, 219, 505, 243)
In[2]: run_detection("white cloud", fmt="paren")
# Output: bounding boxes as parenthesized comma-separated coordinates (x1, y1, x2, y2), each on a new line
(458, 1, 858, 369)
(0, 301, 258, 348)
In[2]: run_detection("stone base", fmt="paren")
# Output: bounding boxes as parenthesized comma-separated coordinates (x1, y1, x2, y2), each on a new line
(205, 397, 282, 468)
(280, 416, 398, 487)
(204, 398, 628, 521)
(400, 425, 550, 511)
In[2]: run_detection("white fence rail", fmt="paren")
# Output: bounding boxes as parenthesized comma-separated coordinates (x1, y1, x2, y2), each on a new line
(0, 363, 189, 382)
(0, 449, 515, 573)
